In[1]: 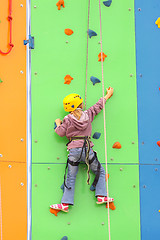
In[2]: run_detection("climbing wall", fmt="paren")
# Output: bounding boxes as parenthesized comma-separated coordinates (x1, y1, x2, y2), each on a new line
(0, 0, 27, 240)
(135, 1, 160, 239)
(31, 0, 140, 239)
(0, 0, 159, 240)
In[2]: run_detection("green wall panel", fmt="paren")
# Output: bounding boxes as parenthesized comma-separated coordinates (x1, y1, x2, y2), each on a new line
(31, 0, 139, 164)
(32, 164, 140, 240)
(31, 0, 89, 164)
(87, 0, 138, 164)
(31, 0, 140, 239)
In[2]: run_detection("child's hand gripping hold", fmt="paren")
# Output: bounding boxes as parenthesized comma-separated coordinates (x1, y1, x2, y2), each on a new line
(55, 119, 62, 127)
(104, 87, 114, 101)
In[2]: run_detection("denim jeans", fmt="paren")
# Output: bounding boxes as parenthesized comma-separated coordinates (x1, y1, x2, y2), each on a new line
(61, 148, 107, 205)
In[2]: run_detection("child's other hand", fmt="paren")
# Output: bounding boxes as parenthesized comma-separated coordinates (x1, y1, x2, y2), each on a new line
(104, 87, 114, 100)
(55, 119, 62, 126)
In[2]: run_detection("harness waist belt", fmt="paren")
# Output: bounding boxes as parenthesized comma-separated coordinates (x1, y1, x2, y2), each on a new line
(66, 136, 91, 146)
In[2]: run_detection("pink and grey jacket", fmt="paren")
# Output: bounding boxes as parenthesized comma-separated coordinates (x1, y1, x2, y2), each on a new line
(55, 97, 106, 150)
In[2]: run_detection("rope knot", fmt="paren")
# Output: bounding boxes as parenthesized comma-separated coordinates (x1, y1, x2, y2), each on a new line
(8, 15, 12, 21)
(9, 43, 14, 47)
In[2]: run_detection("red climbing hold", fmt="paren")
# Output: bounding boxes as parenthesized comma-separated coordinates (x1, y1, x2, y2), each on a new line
(56, 0, 65, 10)
(112, 142, 122, 149)
(157, 141, 160, 147)
(98, 52, 107, 62)
(64, 75, 73, 85)
(50, 208, 60, 216)
(64, 29, 74, 36)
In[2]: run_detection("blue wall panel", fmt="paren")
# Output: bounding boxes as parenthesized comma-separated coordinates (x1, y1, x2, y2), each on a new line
(135, 1, 160, 239)
(139, 165, 160, 240)
(135, 0, 160, 164)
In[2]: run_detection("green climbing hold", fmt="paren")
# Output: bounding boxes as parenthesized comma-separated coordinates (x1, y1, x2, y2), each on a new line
(0, 79, 3, 83)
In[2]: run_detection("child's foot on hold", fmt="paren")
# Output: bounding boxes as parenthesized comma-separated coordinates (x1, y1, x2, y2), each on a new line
(50, 203, 69, 212)
(96, 196, 114, 204)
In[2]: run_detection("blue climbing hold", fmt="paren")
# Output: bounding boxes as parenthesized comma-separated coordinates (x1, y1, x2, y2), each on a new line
(60, 183, 64, 192)
(90, 76, 101, 86)
(71, 105, 74, 108)
(92, 132, 101, 139)
(90, 185, 95, 191)
(61, 237, 68, 240)
(103, 0, 112, 7)
(54, 122, 57, 130)
(88, 29, 97, 38)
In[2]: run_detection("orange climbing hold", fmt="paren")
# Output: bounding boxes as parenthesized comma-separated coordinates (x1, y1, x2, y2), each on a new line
(105, 173, 109, 181)
(64, 75, 73, 85)
(112, 142, 122, 149)
(157, 141, 160, 147)
(50, 208, 60, 216)
(56, 0, 65, 10)
(106, 202, 116, 210)
(98, 52, 107, 62)
(64, 29, 74, 36)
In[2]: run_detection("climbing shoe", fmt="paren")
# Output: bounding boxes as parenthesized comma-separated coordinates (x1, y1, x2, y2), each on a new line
(96, 196, 114, 204)
(50, 203, 69, 212)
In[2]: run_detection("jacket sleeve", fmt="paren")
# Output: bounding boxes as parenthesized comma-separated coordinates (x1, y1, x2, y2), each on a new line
(55, 117, 68, 137)
(86, 97, 106, 122)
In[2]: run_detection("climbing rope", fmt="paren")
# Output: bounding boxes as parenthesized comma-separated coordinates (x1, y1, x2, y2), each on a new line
(0, 0, 14, 55)
(85, 0, 111, 238)
(85, 0, 90, 110)
(98, 0, 111, 239)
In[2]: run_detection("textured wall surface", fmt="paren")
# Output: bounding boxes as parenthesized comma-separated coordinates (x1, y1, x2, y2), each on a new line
(135, 0, 160, 239)
(31, 0, 140, 239)
(1, 0, 160, 239)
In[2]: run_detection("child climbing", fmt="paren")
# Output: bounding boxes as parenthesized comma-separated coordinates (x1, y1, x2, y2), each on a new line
(50, 87, 114, 212)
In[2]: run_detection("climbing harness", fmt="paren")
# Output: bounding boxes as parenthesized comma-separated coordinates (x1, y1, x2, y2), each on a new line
(0, 0, 14, 55)
(98, 0, 111, 239)
(64, 136, 101, 190)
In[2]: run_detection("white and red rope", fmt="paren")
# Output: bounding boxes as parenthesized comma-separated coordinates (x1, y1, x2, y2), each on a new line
(85, 0, 90, 110)
(85, 1, 111, 239)
(98, 1, 111, 239)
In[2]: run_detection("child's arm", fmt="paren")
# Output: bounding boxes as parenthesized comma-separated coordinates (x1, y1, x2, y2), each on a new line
(55, 118, 68, 137)
(87, 87, 113, 122)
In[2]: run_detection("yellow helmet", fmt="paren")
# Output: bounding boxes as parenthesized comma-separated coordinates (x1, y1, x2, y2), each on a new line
(63, 93, 83, 112)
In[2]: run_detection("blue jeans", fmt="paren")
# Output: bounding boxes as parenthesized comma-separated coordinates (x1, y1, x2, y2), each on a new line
(61, 148, 107, 205)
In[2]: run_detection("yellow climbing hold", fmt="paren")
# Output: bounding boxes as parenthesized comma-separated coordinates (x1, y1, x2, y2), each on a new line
(155, 18, 160, 28)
